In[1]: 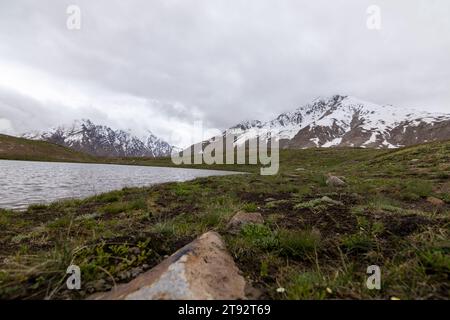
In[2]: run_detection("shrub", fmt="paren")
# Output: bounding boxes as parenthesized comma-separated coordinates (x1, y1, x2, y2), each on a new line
(278, 229, 321, 257)
(240, 224, 279, 250)
(96, 192, 121, 203)
(419, 249, 450, 274)
(242, 203, 258, 212)
(341, 233, 375, 253)
(402, 180, 433, 199)
(285, 272, 326, 300)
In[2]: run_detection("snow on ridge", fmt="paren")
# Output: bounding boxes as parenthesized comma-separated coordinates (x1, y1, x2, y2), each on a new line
(228, 94, 450, 148)
(322, 137, 343, 147)
(21, 119, 173, 157)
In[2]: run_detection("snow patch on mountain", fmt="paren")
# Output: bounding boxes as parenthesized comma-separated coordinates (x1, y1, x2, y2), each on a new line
(22, 119, 173, 158)
(225, 95, 450, 149)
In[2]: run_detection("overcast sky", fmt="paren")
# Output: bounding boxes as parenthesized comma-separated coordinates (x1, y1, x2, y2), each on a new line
(0, 0, 449, 147)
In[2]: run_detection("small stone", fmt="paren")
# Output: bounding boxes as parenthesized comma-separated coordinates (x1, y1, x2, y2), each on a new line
(295, 168, 306, 171)
(227, 211, 264, 234)
(130, 247, 141, 255)
(326, 174, 346, 187)
(426, 196, 445, 206)
(93, 279, 106, 290)
(131, 267, 143, 278)
(118, 271, 131, 281)
(321, 196, 343, 205)
(276, 287, 286, 293)
(351, 193, 363, 200)
(245, 283, 263, 300)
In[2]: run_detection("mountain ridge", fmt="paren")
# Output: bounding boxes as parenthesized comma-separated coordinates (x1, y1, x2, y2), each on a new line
(22, 119, 173, 158)
(225, 95, 450, 149)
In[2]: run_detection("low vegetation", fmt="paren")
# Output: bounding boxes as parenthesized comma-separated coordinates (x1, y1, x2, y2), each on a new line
(0, 140, 449, 299)
(0, 134, 96, 163)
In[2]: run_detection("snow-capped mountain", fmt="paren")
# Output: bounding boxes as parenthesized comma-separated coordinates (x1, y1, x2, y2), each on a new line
(225, 95, 450, 149)
(23, 119, 173, 157)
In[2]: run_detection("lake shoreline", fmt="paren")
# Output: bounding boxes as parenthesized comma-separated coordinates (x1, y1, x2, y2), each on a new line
(1, 144, 449, 300)
(0, 159, 245, 211)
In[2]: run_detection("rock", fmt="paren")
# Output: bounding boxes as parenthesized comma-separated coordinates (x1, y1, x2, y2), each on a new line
(351, 193, 363, 200)
(227, 211, 264, 233)
(426, 196, 445, 206)
(129, 247, 141, 255)
(88, 231, 247, 300)
(118, 271, 131, 281)
(131, 266, 144, 278)
(326, 174, 346, 187)
(87, 279, 108, 293)
(320, 196, 343, 206)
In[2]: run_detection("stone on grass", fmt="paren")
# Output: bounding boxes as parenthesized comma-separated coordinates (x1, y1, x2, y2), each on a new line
(320, 196, 343, 206)
(426, 196, 445, 206)
(227, 211, 264, 233)
(88, 231, 247, 300)
(326, 174, 346, 187)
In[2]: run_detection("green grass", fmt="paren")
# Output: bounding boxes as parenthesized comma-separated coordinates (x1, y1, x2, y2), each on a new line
(0, 140, 449, 299)
(0, 134, 96, 163)
(278, 229, 321, 257)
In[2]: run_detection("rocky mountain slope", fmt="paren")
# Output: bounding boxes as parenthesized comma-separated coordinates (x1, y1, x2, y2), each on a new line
(226, 95, 450, 149)
(23, 119, 173, 158)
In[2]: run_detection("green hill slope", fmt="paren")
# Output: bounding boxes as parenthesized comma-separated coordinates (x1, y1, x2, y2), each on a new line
(0, 134, 95, 162)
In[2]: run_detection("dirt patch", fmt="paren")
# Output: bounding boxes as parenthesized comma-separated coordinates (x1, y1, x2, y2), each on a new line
(260, 193, 360, 235)
(381, 214, 434, 237)
(239, 192, 293, 205)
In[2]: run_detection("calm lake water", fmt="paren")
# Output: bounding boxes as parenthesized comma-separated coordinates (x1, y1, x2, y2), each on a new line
(0, 160, 240, 210)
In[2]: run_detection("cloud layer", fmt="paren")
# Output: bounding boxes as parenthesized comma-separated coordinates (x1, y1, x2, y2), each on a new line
(0, 0, 449, 146)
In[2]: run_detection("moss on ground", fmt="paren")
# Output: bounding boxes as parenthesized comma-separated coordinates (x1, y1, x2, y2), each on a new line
(0, 141, 449, 299)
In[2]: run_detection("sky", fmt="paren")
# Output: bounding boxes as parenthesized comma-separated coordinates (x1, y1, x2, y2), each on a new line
(0, 0, 449, 147)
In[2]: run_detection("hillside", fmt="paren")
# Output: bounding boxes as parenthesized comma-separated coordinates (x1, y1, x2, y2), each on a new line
(0, 140, 448, 299)
(0, 134, 96, 162)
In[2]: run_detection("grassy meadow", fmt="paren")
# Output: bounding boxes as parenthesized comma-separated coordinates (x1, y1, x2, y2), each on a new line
(0, 140, 449, 299)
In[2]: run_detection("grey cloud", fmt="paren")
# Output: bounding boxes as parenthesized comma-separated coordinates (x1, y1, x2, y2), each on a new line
(0, 0, 449, 140)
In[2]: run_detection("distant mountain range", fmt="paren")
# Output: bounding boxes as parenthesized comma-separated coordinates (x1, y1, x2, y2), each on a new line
(20, 95, 450, 158)
(22, 119, 173, 158)
(225, 95, 450, 149)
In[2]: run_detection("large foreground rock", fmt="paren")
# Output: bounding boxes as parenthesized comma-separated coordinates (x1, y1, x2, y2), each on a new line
(88, 231, 247, 300)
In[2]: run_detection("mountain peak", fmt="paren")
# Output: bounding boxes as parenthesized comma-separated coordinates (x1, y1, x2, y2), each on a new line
(22, 119, 173, 158)
(229, 96, 450, 149)
(229, 120, 262, 131)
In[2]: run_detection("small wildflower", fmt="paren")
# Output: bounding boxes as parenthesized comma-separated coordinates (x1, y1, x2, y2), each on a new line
(276, 287, 286, 293)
